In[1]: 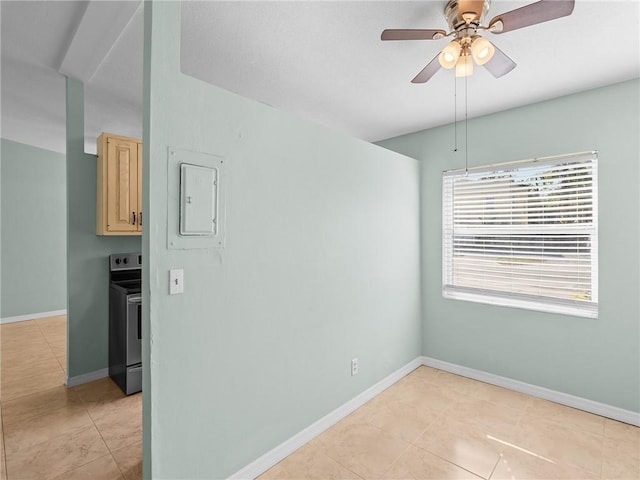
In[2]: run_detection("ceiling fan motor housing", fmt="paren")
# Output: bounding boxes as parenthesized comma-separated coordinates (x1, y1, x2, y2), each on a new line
(445, 0, 491, 35)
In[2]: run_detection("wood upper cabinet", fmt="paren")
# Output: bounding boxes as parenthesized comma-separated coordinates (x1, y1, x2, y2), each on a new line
(96, 133, 142, 235)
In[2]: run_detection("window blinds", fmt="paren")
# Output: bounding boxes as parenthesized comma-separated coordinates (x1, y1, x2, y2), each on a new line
(442, 152, 598, 318)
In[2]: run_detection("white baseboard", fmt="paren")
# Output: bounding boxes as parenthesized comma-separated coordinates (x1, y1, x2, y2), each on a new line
(421, 356, 640, 427)
(229, 354, 639, 479)
(1, 309, 67, 324)
(66, 368, 109, 387)
(228, 357, 423, 480)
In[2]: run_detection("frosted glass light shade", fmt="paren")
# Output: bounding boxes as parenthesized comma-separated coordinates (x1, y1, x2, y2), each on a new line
(455, 54, 473, 77)
(438, 41, 461, 69)
(470, 37, 495, 65)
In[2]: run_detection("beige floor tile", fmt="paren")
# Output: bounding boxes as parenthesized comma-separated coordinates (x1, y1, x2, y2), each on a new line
(258, 461, 288, 479)
(491, 447, 598, 480)
(2, 353, 57, 373)
(601, 455, 640, 480)
(1, 356, 63, 385)
(43, 333, 66, 348)
(414, 416, 501, 479)
(1, 321, 46, 335)
(384, 378, 459, 414)
(472, 383, 532, 412)
(51, 454, 124, 480)
(364, 396, 440, 444)
(434, 371, 481, 396)
(1, 385, 83, 427)
(449, 398, 521, 440)
(382, 445, 481, 480)
(39, 324, 65, 338)
(89, 393, 143, 451)
(1, 346, 58, 368)
(50, 343, 67, 358)
(56, 354, 68, 373)
(1, 418, 5, 480)
(515, 414, 603, 475)
(111, 440, 143, 480)
(0, 343, 55, 373)
(350, 394, 390, 423)
(258, 442, 362, 480)
(1, 336, 49, 352)
(404, 366, 441, 385)
(46, 341, 67, 357)
(46, 339, 66, 352)
(36, 317, 67, 335)
(0, 320, 42, 337)
(5, 423, 110, 480)
(36, 315, 66, 332)
(1, 368, 65, 402)
(1, 335, 51, 355)
(317, 419, 411, 479)
(603, 436, 640, 465)
(1, 318, 39, 328)
(603, 419, 640, 444)
(71, 377, 125, 407)
(3, 405, 94, 457)
(524, 397, 605, 435)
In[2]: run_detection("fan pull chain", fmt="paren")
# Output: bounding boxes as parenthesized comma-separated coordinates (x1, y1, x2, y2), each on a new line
(453, 75, 458, 152)
(465, 72, 469, 175)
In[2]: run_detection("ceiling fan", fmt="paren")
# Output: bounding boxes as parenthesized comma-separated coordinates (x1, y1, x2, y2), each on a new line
(381, 0, 575, 83)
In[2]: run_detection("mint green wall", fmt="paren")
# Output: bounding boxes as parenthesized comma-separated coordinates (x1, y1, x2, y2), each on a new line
(143, 2, 421, 478)
(65, 77, 141, 378)
(1, 139, 66, 318)
(379, 79, 640, 413)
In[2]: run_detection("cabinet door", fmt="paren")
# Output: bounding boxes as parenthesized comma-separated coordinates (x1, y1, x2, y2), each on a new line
(106, 138, 139, 232)
(137, 142, 143, 231)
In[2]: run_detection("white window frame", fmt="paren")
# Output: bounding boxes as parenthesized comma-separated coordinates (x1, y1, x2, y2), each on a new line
(442, 152, 598, 318)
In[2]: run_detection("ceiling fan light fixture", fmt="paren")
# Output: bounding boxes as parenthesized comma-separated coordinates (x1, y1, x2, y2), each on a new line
(470, 36, 495, 65)
(455, 53, 474, 77)
(438, 40, 461, 69)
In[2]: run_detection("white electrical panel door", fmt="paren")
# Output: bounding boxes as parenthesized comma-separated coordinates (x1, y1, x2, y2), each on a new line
(168, 148, 226, 249)
(180, 163, 218, 236)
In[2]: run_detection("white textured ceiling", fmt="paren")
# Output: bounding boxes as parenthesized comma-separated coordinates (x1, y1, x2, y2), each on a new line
(1, 1, 639, 155)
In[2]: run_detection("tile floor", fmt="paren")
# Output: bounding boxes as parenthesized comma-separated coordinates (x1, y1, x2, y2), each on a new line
(0, 315, 142, 480)
(2, 315, 639, 480)
(258, 367, 640, 480)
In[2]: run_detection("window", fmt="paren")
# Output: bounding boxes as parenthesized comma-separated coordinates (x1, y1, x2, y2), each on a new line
(442, 152, 598, 318)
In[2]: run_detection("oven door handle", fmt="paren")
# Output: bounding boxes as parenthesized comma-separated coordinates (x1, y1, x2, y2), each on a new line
(127, 296, 142, 340)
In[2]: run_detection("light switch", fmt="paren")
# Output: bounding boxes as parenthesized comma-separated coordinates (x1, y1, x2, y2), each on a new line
(180, 163, 218, 236)
(169, 269, 184, 295)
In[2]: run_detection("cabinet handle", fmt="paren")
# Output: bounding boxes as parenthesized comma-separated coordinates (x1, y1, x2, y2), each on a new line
(139, 212, 142, 226)
(133, 211, 136, 225)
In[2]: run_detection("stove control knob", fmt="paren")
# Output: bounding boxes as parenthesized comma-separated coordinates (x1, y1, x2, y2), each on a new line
(115, 258, 121, 265)
(123, 257, 129, 264)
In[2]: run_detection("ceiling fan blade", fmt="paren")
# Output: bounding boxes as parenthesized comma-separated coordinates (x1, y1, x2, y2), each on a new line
(488, 0, 575, 34)
(381, 29, 446, 41)
(458, 0, 486, 21)
(483, 43, 517, 78)
(411, 55, 441, 84)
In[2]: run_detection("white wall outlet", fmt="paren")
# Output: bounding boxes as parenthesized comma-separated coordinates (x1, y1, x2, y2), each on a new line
(351, 358, 359, 376)
(169, 269, 184, 295)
